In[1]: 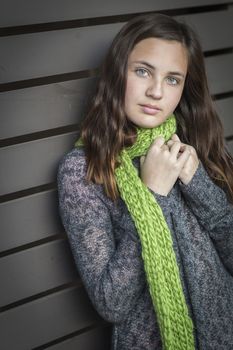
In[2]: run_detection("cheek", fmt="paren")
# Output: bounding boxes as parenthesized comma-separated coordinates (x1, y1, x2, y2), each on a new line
(125, 79, 136, 106)
(169, 86, 184, 109)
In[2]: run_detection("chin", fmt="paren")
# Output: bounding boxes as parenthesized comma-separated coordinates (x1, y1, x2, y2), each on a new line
(141, 124, 158, 129)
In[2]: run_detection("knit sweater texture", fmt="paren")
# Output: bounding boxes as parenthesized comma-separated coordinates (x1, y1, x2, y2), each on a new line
(57, 147, 233, 350)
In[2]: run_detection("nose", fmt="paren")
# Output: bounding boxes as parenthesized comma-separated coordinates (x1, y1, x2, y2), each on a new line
(146, 79, 163, 100)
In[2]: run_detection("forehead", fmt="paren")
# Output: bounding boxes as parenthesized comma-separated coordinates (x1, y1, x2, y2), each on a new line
(128, 37, 188, 73)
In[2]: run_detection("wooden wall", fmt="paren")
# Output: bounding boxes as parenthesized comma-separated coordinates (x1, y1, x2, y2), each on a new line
(0, 1, 232, 349)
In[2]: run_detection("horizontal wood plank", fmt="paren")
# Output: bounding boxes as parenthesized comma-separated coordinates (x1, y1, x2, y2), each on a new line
(1, 0, 228, 27)
(0, 78, 96, 140)
(227, 140, 233, 155)
(206, 53, 233, 95)
(177, 8, 233, 52)
(0, 9, 232, 84)
(0, 239, 78, 307)
(0, 189, 63, 252)
(0, 23, 122, 84)
(0, 132, 78, 196)
(0, 287, 102, 350)
(47, 326, 111, 350)
(215, 97, 233, 137)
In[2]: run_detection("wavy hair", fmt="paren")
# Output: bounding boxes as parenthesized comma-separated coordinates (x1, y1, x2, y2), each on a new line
(81, 13, 233, 202)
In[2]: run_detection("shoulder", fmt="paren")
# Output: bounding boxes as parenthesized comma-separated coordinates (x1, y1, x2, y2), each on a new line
(58, 147, 87, 179)
(57, 147, 118, 221)
(57, 147, 89, 195)
(57, 147, 109, 204)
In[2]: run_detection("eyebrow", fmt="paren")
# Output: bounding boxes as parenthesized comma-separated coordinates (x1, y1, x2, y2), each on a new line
(132, 60, 186, 78)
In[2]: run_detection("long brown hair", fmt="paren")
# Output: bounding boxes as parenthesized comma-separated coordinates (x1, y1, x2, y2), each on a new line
(81, 13, 233, 202)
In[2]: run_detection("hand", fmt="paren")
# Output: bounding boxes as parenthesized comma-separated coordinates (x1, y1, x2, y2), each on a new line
(167, 134, 199, 185)
(140, 136, 191, 196)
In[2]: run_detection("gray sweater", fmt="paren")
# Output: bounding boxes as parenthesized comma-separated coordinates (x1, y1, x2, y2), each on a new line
(57, 147, 233, 350)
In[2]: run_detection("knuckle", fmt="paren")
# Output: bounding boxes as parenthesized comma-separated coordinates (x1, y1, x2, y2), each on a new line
(155, 136, 164, 143)
(174, 140, 181, 148)
(168, 156, 177, 167)
(182, 169, 189, 177)
(150, 143, 159, 153)
(173, 161, 180, 170)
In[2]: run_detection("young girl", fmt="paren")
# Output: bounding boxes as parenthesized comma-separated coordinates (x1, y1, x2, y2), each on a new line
(57, 13, 233, 350)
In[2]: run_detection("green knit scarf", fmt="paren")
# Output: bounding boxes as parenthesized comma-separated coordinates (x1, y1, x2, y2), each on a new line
(75, 114, 195, 349)
(115, 115, 195, 350)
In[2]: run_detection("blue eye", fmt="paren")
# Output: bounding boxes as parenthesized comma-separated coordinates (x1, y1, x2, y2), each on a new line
(166, 76, 179, 85)
(135, 68, 149, 77)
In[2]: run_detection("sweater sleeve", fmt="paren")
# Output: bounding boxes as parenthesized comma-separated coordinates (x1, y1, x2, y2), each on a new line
(179, 163, 233, 275)
(57, 149, 146, 323)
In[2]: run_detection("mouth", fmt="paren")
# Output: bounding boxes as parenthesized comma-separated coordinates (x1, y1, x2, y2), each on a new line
(139, 104, 162, 115)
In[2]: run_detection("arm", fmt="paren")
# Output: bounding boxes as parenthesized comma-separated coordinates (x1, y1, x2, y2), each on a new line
(179, 163, 233, 274)
(57, 149, 146, 323)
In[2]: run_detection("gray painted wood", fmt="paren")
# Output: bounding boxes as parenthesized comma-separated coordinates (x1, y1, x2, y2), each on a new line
(0, 9, 232, 84)
(0, 189, 63, 252)
(0, 132, 78, 196)
(47, 326, 111, 350)
(215, 97, 233, 137)
(1, 0, 228, 27)
(0, 78, 96, 140)
(206, 53, 233, 95)
(0, 239, 78, 307)
(177, 7, 233, 51)
(227, 140, 233, 155)
(0, 23, 123, 83)
(0, 287, 102, 350)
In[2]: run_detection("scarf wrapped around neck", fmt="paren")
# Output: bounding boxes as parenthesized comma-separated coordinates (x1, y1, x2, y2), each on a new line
(75, 114, 195, 349)
(115, 114, 195, 350)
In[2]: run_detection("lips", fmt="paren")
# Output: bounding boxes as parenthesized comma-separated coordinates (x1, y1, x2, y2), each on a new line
(140, 104, 161, 115)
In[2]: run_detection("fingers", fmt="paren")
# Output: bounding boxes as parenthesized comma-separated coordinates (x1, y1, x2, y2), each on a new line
(161, 144, 169, 151)
(169, 140, 182, 158)
(150, 135, 183, 159)
(167, 141, 186, 155)
(168, 135, 191, 165)
(152, 135, 179, 149)
(167, 134, 186, 154)
(168, 134, 181, 146)
(177, 147, 191, 166)
(148, 136, 166, 155)
(152, 136, 165, 148)
(149, 135, 191, 164)
(172, 133, 180, 142)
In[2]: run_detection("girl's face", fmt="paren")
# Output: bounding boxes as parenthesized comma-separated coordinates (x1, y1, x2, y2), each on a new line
(124, 37, 188, 128)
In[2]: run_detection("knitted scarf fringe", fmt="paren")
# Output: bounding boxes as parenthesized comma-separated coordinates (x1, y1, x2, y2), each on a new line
(115, 115, 195, 350)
